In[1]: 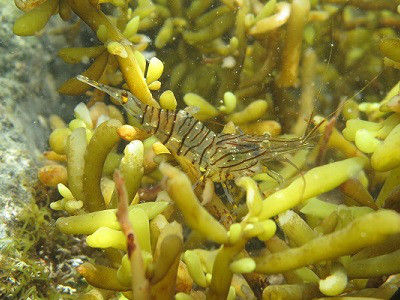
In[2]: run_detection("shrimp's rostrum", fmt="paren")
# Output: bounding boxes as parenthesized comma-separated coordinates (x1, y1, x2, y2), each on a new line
(78, 75, 317, 182)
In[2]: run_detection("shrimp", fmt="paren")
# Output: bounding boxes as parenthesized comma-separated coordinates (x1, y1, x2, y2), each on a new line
(77, 75, 319, 183)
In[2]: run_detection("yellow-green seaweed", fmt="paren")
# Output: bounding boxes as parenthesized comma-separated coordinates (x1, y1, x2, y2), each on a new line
(83, 119, 122, 212)
(262, 283, 321, 300)
(371, 123, 400, 171)
(58, 51, 109, 96)
(13, 0, 58, 36)
(346, 249, 400, 278)
(255, 210, 400, 274)
(109, 140, 144, 208)
(319, 262, 347, 296)
(56, 201, 168, 234)
(66, 127, 87, 202)
(77, 262, 130, 291)
(159, 163, 228, 244)
(58, 46, 106, 64)
(258, 157, 367, 220)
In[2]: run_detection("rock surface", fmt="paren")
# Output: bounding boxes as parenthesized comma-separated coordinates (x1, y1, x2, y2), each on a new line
(0, 1, 80, 297)
(0, 0, 57, 249)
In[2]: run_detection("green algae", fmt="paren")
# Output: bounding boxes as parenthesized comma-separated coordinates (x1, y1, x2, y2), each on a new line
(0, 192, 80, 299)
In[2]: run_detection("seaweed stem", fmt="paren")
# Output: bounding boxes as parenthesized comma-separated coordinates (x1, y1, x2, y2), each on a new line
(67, 0, 159, 107)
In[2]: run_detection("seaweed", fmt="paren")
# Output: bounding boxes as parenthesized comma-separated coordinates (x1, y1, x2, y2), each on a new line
(10, 0, 400, 299)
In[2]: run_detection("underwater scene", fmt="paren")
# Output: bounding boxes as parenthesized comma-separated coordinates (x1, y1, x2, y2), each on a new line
(1, 0, 400, 299)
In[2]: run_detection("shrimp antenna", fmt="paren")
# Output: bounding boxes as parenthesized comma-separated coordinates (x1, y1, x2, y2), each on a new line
(300, 18, 335, 133)
(266, 168, 284, 186)
(335, 68, 385, 116)
(76, 75, 125, 102)
(281, 156, 307, 203)
(315, 67, 385, 165)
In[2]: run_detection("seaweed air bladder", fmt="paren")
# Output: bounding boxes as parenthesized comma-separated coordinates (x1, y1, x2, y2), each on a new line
(10, 0, 400, 299)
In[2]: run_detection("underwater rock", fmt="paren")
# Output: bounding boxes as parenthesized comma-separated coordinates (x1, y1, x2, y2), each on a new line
(0, 0, 54, 246)
(0, 0, 78, 297)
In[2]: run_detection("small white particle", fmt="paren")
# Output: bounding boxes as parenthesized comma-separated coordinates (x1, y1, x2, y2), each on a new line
(222, 56, 236, 68)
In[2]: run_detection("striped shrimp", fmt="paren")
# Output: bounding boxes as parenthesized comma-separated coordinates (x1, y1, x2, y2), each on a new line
(78, 75, 319, 183)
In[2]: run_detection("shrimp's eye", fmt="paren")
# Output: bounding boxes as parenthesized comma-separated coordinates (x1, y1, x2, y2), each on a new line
(262, 139, 271, 148)
(121, 91, 128, 103)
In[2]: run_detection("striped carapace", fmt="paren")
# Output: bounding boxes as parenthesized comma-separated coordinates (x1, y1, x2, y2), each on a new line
(78, 75, 319, 182)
